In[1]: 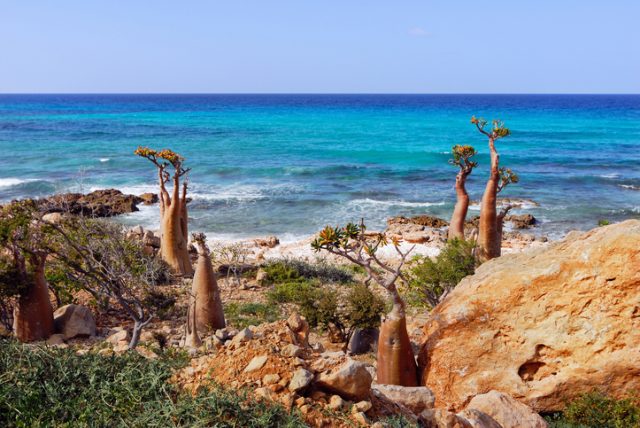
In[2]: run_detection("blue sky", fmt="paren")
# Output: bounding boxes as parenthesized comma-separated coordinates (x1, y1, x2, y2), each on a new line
(1, 1, 638, 93)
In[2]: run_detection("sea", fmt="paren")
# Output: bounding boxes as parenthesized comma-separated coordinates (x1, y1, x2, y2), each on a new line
(1, 94, 639, 241)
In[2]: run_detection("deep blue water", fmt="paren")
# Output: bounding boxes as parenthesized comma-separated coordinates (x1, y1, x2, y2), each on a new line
(1, 94, 639, 240)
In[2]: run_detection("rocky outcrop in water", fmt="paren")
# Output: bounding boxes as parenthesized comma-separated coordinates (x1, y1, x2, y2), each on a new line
(418, 220, 640, 411)
(39, 189, 142, 217)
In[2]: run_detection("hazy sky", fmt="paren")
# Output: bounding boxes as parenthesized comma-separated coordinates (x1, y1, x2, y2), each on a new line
(1, 1, 638, 93)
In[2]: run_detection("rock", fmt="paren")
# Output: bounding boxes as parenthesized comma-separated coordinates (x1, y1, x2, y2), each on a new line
(410, 215, 449, 228)
(113, 342, 129, 353)
(254, 236, 280, 248)
(138, 192, 158, 205)
(243, 355, 268, 373)
(136, 347, 158, 359)
(42, 212, 63, 224)
(215, 328, 231, 341)
(263, 373, 281, 385)
(352, 412, 369, 426)
(420, 409, 471, 428)
(372, 384, 435, 414)
(467, 391, 548, 428)
(328, 395, 345, 410)
(232, 327, 253, 343)
(288, 368, 314, 393)
(353, 400, 372, 413)
(315, 358, 372, 401)
(286, 313, 309, 347)
(255, 268, 268, 285)
(348, 328, 379, 355)
(457, 409, 502, 428)
(53, 304, 96, 340)
(418, 220, 640, 411)
(46, 334, 65, 345)
(41, 189, 141, 217)
(281, 344, 303, 358)
(106, 329, 129, 344)
(505, 214, 537, 229)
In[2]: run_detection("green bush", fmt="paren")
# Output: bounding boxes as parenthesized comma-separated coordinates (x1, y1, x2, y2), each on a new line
(346, 282, 386, 330)
(0, 339, 305, 428)
(544, 391, 640, 428)
(406, 238, 476, 308)
(263, 258, 353, 285)
(598, 219, 611, 227)
(224, 302, 280, 329)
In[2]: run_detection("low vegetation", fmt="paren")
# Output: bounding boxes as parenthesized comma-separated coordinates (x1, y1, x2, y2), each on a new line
(0, 339, 305, 428)
(544, 391, 640, 428)
(406, 238, 477, 308)
(224, 302, 280, 329)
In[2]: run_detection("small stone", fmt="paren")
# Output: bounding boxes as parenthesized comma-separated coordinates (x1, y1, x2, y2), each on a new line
(53, 304, 96, 340)
(353, 400, 372, 413)
(288, 368, 314, 393)
(315, 359, 373, 401)
(106, 329, 128, 344)
(46, 334, 65, 346)
(352, 411, 369, 426)
(295, 397, 306, 407)
(243, 355, 268, 373)
(328, 395, 345, 410)
(281, 344, 303, 358)
(299, 404, 312, 415)
(113, 342, 129, 353)
(233, 327, 253, 343)
(263, 373, 281, 385)
(136, 347, 158, 359)
(255, 268, 268, 285)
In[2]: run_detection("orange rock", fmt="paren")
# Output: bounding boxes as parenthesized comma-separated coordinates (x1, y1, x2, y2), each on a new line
(418, 220, 640, 411)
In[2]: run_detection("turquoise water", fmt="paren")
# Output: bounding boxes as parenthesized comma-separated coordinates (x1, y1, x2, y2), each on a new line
(1, 94, 639, 240)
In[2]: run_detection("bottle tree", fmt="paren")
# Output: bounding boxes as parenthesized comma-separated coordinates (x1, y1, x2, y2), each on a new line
(190, 232, 225, 332)
(470, 117, 511, 261)
(0, 201, 54, 342)
(312, 221, 418, 386)
(135, 147, 193, 276)
(447, 145, 478, 240)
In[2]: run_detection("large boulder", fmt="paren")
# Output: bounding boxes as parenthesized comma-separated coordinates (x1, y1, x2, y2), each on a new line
(466, 391, 547, 428)
(418, 220, 640, 411)
(315, 358, 372, 401)
(372, 384, 435, 414)
(41, 189, 140, 217)
(53, 304, 96, 340)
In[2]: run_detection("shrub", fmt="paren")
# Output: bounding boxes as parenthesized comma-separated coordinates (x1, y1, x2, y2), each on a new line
(544, 391, 640, 428)
(0, 338, 305, 427)
(224, 302, 280, 329)
(346, 282, 386, 330)
(406, 238, 476, 308)
(598, 219, 611, 227)
(263, 258, 354, 285)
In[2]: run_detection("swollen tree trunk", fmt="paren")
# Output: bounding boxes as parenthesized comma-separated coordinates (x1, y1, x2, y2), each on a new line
(376, 291, 418, 386)
(448, 172, 470, 240)
(192, 240, 225, 332)
(184, 294, 202, 349)
(159, 176, 193, 276)
(477, 139, 500, 262)
(13, 255, 54, 342)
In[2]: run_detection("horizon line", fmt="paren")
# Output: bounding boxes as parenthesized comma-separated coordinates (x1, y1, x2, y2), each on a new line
(1, 92, 639, 96)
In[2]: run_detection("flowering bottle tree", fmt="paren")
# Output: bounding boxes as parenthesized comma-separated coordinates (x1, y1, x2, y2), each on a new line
(0, 201, 54, 342)
(447, 145, 478, 240)
(470, 117, 513, 261)
(135, 147, 193, 276)
(312, 221, 418, 386)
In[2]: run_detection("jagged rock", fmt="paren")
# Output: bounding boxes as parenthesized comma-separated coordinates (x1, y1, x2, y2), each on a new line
(372, 384, 435, 414)
(420, 409, 472, 428)
(288, 368, 313, 393)
(467, 391, 548, 428)
(232, 327, 253, 343)
(353, 400, 372, 413)
(286, 313, 309, 347)
(418, 220, 640, 411)
(263, 373, 281, 385)
(281, 344, 303, 358)
(42, 212, 63, 224)
(254, 236, 280, 248)
(410, 215, 449, 228)
(243, 355, 268, 372)
(138, 192, 158, 204)
(53, 304, 96, 340)
(505, 214, 537, 229)
(41, 189, 140, 217)
(315, 359, 372, 401)
(255, 268, 268, 285)
(457, 409, 502, 428)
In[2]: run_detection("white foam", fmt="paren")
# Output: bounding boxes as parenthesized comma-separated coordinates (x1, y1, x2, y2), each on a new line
(99, 158, 110, 163)
(0, 178, 38, 188)
(620, 184, 640, 190)
(349, 198, 445, 208)
(599, 173, 621, 179)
